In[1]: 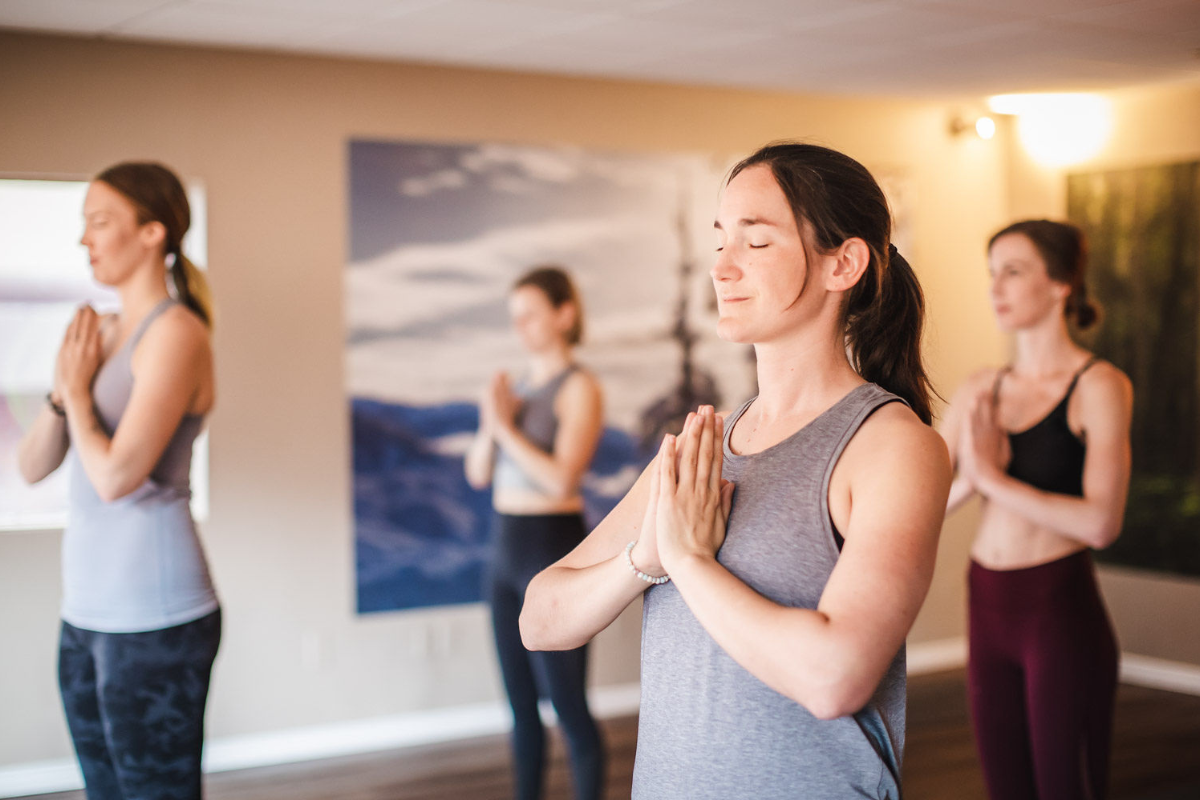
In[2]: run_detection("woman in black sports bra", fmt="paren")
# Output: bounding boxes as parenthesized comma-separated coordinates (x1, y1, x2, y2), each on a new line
(941, 220, 1134, 800)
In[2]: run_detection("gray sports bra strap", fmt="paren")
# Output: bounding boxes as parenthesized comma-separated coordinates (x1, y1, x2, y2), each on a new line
(542, 362, 579, 395)
(128, 298, 177, 351)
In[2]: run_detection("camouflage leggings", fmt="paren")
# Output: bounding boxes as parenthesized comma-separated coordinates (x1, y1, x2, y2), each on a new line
(58, 610, 221, 800)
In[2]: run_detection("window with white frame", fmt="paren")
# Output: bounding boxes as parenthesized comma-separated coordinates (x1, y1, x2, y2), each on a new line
(0, 177, 209, 530)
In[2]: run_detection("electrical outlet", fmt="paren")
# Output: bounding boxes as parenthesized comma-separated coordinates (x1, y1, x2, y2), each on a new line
(300, 630, 323, 671)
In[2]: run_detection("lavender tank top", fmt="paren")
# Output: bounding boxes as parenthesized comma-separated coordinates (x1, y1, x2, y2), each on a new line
(633, 383, 907, 800)
(61, 298, 218, 633)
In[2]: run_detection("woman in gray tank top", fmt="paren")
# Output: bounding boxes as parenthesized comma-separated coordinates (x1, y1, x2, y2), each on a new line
(520, 144, 952, 799)
(17, 162, 220, 800)
(465, 266, 607, 800)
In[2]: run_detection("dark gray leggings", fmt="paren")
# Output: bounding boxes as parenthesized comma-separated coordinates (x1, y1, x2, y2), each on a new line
(58, 609, 221, 800)
(488, 513, 604, 800)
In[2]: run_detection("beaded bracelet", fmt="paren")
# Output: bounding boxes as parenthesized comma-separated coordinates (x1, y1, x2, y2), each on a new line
(624, 540, 670, 585)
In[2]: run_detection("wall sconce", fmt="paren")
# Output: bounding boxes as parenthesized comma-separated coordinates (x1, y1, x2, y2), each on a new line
(987, 93, 1112, 167)
(950, 115, 996, 140)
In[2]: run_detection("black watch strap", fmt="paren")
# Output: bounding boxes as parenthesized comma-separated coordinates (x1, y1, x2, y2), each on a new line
(46, 392, 66, 418)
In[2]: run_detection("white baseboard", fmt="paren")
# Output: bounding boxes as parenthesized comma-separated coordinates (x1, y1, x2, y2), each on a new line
(0, 682, 641, 798)
(0, 762, 82, 799)
(1120, 653, 1200, 696)
(7, 648, 1199, 798)
(906, 637, 968, 675)
(903, 637, 1200, 699)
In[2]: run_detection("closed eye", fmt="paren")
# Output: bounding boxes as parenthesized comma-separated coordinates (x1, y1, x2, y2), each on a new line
(749, 243, 769, 249)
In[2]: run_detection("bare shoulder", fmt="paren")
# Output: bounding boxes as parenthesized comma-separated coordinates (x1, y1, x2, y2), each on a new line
(835, 401, 951, 537)
(1076, 359, 1133, 418)
(561, 367, 603, 402)
(1078, 359, 1132, 397)
(850, 401, 951, 474)
(555, 367, 603, 422)
(137, 304, 211, 363)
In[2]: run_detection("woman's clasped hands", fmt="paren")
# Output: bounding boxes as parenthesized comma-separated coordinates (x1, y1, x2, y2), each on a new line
(959, 389, 1010, 493)
(56, 305, 104, 407)
(631, 406, 736, 580)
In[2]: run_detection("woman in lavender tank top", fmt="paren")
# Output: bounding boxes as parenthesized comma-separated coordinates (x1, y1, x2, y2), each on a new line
(18, 162, 219, 799)
(521, 143, 952, 799)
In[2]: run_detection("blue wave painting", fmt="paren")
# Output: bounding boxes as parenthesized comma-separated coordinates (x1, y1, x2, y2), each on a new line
(353, 398, 644, 613)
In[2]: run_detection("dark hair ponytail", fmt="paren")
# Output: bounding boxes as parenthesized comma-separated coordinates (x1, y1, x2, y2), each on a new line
(728, 142, 935, 424)
(988, 219, 1099, 330)
(844, 243, 932, 424)
(96, 161, 214, 329)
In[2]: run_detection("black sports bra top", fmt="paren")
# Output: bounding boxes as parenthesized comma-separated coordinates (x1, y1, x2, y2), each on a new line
(993, 356, 1098, 497)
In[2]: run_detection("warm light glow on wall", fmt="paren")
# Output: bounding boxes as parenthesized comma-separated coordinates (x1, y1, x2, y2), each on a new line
(988, 93, 1112, 167)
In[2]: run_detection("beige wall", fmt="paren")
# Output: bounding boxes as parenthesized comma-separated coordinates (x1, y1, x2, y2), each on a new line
(1005, 82, 1200, 666)
(0, 32, 1008, 767)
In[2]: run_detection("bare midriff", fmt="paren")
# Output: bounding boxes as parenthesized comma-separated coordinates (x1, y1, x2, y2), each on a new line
(493, 487, 585, 516)
(971, 501, 1087, 570)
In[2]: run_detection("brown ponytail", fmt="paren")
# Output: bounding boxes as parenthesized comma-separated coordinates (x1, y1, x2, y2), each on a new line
(95, 162, 214, 329)
(988, 219, 1099, 330)
(171, 253, 215, 330)
(728, 143, 935, 425)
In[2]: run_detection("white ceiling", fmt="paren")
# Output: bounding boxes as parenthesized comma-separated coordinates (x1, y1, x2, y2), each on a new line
(2, 0, 1199, 97)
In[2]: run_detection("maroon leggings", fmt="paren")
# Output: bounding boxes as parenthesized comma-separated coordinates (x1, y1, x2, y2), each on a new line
(968, 551, 1118, 800)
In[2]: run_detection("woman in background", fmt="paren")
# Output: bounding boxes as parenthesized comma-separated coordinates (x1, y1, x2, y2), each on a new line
(519, 143, 952, 799)
(18, 162, 219, 800)
(941, 220, 1133, 800)
(465, 266, 606, 800)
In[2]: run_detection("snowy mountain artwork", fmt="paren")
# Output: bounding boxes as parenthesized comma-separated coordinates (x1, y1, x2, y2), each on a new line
(346, 138, 756, 612)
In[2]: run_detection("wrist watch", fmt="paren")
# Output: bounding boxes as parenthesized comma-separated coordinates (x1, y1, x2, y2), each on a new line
(46, 392, 66, 418)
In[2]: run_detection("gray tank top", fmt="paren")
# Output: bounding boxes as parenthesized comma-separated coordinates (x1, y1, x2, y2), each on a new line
(62, 298, 218, 633)
(492, 365, 579, 494)
(634, 383, 907, 800)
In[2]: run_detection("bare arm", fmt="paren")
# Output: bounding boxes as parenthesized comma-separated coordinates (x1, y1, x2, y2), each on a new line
(492, 371, 604, 501)
(939, 371, 996, 516)
(464, 429, 496, 491)
(60, 306, 211, 503)
(658, 405, 952, 720)
(16, 399, 70, 484)
(945, 474, 976, 514)
(970, 364, 1133, 549)
(464, 378, 498, 490)
(520, 410, 713, 651)
(520, 454, 659, 650)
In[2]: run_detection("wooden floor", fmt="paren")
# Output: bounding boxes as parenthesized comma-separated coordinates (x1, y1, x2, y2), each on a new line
(27, 670, 1200, 800)
(903, 672, 1200, 800)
